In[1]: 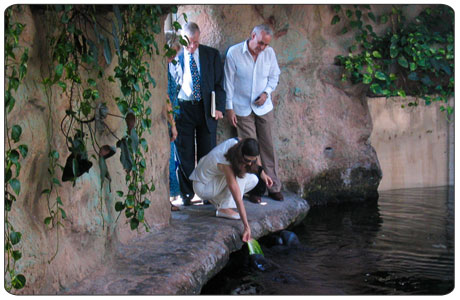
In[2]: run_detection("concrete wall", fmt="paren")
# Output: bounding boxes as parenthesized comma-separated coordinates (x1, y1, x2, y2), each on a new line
(369, 97, 454, 191)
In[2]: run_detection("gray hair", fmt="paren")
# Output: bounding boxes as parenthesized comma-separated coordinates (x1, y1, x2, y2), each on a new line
(252, 24, 273, 37)
(182, 22, 200, 38)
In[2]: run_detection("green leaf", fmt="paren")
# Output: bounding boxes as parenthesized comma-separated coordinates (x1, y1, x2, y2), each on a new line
(87, 78, 97, 87)
(59, 207, 67, 219)
(11, 125, 22, 143)
(9, 179, 21, 195)
(9, 150, 20, 163)
(380, 15, 389, 24)
(247, 239, 264, 256)
(52, 177, 61, 186)
(375, 71, 387, 81)
(116, 190, 124, 197)
(83, 88, 92, 99)
(6, 168, 13, 183)
(331, 15, 340, 25)
(130, 218, 139, 230)
(363, 73, 372, 84)
(50, 150, 59, 160)
(372, 51, 381, 58)
(117, 101, 129, 115)
(137, 208, 145, 222)
(58, 81, 67, 92)
(370, 83, 383, 94)
(398, 56, 408, 68)
(140, 138, 148, 152)
(55, 63, 64, 77)
(10, 231, 22, 245)
(390, 47, 399, 58)
(12, 250, 22, 261)
(397, 89, 406, 97)
(18, 144, 28, 158)
(346, 9, 353, 18)
(173, 21, 182, 31)
(44, 216, 52, 225)
(147, 73, 156, 88)
(115, 201, 125, 212)
(57, 196, 63, 205)
(11, 274, 26, 290)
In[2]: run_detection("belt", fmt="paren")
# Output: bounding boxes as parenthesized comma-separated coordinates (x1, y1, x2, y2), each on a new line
(178, 98, 202, 105)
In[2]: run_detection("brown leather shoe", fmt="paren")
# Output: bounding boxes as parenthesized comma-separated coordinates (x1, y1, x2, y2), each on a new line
(268, 192, 284, 201)
(249, 194, 262, 203)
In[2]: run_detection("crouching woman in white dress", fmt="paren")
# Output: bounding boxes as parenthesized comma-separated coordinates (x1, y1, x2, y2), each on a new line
(190, 138, 273, 242)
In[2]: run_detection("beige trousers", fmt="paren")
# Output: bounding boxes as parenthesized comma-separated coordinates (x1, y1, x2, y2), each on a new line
(193, 174, 258, 209)
(236, 110, 281, 193)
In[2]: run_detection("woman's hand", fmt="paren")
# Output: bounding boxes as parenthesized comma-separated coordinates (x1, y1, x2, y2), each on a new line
(242, 226, 252, 243)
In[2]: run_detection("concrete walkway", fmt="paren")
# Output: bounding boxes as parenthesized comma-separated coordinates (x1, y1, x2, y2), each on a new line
(66, 192, 309, 295)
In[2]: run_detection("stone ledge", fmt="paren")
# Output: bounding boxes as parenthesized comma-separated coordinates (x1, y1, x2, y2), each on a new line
(65, 192, 309, 295)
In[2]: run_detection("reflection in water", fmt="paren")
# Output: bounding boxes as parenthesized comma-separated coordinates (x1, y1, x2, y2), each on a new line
(202, 186, 454, 295)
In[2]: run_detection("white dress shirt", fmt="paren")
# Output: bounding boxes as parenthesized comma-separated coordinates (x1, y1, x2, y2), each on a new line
(224, 40, 281, 116)
(174, 47, 201, 100)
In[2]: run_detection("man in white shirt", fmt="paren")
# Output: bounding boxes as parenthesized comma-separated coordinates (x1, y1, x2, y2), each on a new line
(172, 22, 226, 205)
(224, 24, 283, 202)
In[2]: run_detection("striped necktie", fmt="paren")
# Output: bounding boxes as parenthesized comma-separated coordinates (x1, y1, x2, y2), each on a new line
(189, 53, 201, 101)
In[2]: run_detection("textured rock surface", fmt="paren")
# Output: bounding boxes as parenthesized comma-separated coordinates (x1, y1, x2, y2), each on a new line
(7, 7, 171, 294)
(177, 4, 389, 203)
(64, 193, 309, 295)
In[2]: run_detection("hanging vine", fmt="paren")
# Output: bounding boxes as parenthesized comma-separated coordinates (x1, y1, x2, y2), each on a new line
(39, 4, 184, 234)
(6, 5, 184, 290)
(4, 6, 30, 291)
(332, 5, 454, 117)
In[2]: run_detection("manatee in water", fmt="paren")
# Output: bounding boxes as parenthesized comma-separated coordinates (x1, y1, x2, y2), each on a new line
(280, 230, 300, 247)
(264, 234, 284, 247)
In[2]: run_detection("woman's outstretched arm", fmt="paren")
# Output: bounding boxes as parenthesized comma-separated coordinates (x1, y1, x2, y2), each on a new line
(219, 163, 251, 242)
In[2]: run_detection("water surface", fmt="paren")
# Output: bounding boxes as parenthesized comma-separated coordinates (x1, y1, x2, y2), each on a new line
(202, 186, 454, 295)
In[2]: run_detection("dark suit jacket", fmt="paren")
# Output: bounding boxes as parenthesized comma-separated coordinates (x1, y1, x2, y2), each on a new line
(178, 44, 226, 133)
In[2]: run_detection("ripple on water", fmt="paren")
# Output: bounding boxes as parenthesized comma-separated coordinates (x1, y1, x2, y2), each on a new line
(202, 186, 454, 295)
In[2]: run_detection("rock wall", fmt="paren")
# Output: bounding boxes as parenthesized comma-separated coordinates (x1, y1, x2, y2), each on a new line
(6, 6, 171, 294)
(369, 97, 454, 191)
(6, 4, 445, 294)
(177, 5, 427, 204)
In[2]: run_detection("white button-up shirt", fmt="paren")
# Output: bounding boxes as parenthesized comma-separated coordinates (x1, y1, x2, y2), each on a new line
(171, 47, 201, 100)
(224, 40, 281, 116)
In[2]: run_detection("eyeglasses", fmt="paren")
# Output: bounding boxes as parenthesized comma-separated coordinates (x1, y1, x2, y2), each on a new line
(243, 156, 257, 164)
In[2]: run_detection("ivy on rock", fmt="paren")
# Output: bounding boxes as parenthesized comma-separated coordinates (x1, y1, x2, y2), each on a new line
(332, 5, 454, 116)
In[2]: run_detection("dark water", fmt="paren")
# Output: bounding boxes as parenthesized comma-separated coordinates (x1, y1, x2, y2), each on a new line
(202, 186, 454, 295)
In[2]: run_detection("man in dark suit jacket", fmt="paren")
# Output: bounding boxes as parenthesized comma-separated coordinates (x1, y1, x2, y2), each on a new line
(172, 22, 226, 205)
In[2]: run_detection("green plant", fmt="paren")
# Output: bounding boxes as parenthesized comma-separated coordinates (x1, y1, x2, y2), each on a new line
(4, 5, 29, 291)
(40, 5, 184, 232)
(332, 5, 454, 116)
